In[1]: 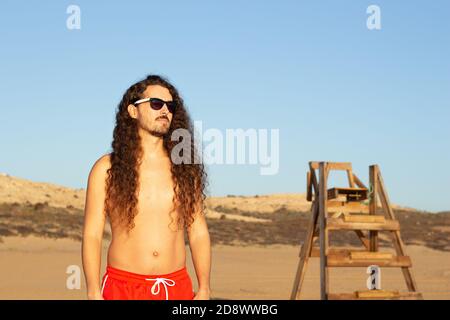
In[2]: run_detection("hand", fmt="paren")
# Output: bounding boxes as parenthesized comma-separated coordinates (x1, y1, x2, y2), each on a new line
(193, 288, 211, 300)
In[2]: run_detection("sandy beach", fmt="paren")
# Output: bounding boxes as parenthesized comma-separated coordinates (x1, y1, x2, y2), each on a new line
(1, 174, 449, 300)
(0, 236, 449, 300)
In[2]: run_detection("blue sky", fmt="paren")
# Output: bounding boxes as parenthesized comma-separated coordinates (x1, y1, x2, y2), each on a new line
(0, 1, 449, 212)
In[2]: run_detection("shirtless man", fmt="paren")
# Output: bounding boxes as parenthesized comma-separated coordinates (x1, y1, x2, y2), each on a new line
(82, 75, 211, 300)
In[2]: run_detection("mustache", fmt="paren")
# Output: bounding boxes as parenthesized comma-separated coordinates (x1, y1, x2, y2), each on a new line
(156, 115, 169, 121)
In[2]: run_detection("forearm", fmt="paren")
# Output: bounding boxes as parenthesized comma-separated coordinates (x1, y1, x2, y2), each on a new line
(189, 232, 212, 292)
(82, 235, 103, 299)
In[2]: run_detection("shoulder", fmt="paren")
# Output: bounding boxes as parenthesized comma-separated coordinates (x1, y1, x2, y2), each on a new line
(88, 153, 112, 181)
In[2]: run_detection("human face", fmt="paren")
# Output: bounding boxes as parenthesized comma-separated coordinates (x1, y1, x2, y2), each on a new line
(128, 85, 174, 136)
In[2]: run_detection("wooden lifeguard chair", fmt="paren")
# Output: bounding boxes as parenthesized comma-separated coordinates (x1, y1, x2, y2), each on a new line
(290, 162, 422, 300)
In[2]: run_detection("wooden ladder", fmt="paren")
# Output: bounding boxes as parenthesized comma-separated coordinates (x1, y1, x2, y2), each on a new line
(290, 161, 422, 300)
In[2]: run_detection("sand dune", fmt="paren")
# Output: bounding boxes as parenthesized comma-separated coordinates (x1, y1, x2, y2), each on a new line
(0, 173, 85, 209)
(0, 173, 417, 215)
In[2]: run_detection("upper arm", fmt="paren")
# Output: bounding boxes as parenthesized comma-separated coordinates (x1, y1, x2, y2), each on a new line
(187, 199, 209, 240)
(83, 154, 111, 240)
(186, 174, 209, 238)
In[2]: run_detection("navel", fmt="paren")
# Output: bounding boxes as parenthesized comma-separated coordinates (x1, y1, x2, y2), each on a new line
(153, 250, 159, 257)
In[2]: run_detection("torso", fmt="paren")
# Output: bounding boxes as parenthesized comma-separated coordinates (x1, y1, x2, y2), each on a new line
(106, 157, 186, 275)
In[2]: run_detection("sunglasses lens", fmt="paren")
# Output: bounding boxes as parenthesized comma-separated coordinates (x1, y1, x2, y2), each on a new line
(150, 99, 164, 110)
(167, 102, 177, 113)
(148, 98, 177, 113)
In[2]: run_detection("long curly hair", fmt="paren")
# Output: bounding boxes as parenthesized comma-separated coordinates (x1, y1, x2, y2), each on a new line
(104, 74, 207, 231)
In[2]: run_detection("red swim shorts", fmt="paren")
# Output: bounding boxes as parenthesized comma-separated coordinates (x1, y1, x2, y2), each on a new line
(100, 265, 195, 300)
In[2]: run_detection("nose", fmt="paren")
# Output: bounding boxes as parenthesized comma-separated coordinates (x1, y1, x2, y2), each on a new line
(160, 103, 170, 115)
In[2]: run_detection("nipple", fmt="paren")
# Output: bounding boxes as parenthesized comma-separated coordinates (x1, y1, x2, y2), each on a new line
(153, 251, 159, 257)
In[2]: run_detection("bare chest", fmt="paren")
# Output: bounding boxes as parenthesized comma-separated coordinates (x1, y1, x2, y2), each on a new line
(135, 169, 178, 220)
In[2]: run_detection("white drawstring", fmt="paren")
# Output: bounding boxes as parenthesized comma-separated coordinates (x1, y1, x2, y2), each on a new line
(145, 277, 176, 300)
(101, 275, 109, 296)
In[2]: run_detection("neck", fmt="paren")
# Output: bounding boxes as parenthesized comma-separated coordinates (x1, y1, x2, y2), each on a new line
(138, 128, 167, 163)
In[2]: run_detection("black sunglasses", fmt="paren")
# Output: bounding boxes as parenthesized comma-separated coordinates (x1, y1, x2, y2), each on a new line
(133, 97, 177, 113)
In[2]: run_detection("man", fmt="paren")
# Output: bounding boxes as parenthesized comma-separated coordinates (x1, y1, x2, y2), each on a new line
(82, 75, 211, 300)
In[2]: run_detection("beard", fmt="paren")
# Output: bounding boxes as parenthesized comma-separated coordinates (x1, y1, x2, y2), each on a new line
(146, 121, 170, 137)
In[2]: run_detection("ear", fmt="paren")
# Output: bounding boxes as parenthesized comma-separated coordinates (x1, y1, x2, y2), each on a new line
(127, 104, 138, 119)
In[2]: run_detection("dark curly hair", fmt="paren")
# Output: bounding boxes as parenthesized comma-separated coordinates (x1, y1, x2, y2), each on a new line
(104, 74, 207, 231)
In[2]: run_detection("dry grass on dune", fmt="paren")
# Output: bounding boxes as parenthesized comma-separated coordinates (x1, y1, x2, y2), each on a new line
(0, 202, 106, 242)
(1, 200, 450, 251)
(1, 173, 449, 250)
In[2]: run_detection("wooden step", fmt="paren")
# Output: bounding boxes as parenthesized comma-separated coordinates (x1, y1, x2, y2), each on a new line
(357, 290, 398, 299)
(342, 214, 385, 223)
(349, 251, 392, 260)
(328, 291, 423, 300)
(326, 217, 399, 231)
(327, 252, 411, 267)
(327, 187, 368, 202)
(327, 201, 369, 214)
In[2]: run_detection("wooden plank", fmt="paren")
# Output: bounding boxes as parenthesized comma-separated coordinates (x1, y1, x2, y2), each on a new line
(354, 230, 370, 249)
(308, 163, 319, 201)
(310, 162, 352, 171)
(327, 254, 412, 267)
(352, 173, 367, 189)
(346, 169, 355, 188)
(376, 166, 419, 292)
(393, 293, 423, 300)
(309, 161, 319, 169)
(327, 292, 357, 300)
(306, 171, 312, 202)
(312, 249, 392, 259)
(343, 214, 385, 224)
(357, 290, 422, 300)
(327, 201, 369, 214)
(328, 187, 368, 193)
(357, 290, 399, 299)
(369, 165, 379, 252)
(319, 162, 329, 300)
(328, 291, 422, 300)
(290, 201, 320, 299)
(350, 251, 393, 260)
(326, 218, 400, 231)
